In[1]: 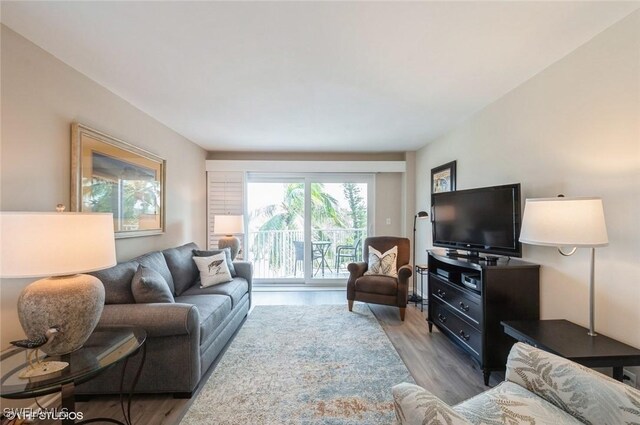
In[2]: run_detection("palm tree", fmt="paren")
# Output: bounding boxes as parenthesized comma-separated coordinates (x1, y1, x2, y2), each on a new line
(251, 183, 345, 272)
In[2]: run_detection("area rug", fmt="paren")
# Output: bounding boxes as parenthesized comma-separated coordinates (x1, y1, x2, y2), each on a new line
(180, 304, 414, 425)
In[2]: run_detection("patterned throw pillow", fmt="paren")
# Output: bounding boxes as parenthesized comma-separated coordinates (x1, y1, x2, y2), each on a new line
(193, 253, 233, 287)
(364, 246, 398, 277)
(193, 248, 237, 277)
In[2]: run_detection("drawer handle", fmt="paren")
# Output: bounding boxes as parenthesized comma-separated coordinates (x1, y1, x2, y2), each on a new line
(437, 313, 447, 323)
(459, 330, 470, 341)
(437, 289, 446, 298)
(459, 302, 469, 312)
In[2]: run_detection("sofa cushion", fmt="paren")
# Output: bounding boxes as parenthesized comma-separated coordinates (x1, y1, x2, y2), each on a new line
(135, 251, 176, 295)
(131, 265, 175, 304)
(89, 260, 138, 305)
(193, 248, 237, 277)
(181, 277, 249, 308)
(454, 381, 584, 425)
(162, 243, 200, 296)
(175, 294, 232, 346)
(355, 275, 398, 296)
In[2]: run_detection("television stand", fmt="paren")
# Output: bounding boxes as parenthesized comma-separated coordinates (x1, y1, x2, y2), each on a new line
(427, 251, 540, 385)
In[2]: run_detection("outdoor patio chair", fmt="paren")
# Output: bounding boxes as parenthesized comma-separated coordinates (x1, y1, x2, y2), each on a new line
(334, 238, 362, 272)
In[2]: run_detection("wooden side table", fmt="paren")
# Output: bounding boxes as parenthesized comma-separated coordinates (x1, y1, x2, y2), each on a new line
(502, 319, 640, 381)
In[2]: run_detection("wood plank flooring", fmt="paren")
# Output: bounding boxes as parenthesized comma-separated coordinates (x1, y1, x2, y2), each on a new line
(33, 290, 500, 424)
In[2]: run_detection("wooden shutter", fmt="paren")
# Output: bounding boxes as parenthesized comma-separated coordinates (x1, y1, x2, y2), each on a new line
(207, 171, 245, 253)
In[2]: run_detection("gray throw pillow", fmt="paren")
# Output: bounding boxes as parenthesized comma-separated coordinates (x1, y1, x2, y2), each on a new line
(193, 248, 236, 277)
(131, 265, 175, 304)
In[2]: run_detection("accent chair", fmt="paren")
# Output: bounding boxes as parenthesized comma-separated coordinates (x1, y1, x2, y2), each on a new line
(347, 236, 412, 321)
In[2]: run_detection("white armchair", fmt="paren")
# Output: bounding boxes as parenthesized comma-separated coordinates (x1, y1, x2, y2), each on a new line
(393, 342, 640, 425)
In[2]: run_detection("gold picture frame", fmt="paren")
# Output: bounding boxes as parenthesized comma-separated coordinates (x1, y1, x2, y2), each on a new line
(71, 123, 166, 238)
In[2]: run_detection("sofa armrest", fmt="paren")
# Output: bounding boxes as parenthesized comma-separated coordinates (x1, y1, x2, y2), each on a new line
(392, 383, 471, 425)
(98, 303, 199, 338)
(506, 342, 640, 424)
(233, 261, 253, 286)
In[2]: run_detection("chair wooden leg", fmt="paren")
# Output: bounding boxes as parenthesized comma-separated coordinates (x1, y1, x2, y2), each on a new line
(399, 307, 406, 321)
(348, 300, 354, 312)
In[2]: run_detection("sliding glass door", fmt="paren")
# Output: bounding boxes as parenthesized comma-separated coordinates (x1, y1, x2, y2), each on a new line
(247, 174, 372, 284)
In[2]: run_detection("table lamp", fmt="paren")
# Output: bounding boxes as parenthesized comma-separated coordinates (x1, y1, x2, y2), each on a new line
(214, 214, 244, 260)
(519, 197, 608, 336)
(0, 212, 116, 359)
(410, 211, 429, 303)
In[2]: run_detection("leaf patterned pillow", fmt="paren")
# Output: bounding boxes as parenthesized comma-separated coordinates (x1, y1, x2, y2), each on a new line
(364, 246, 398, 277)
(193, 253, 233, 287)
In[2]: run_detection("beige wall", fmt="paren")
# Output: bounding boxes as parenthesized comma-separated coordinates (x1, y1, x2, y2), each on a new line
(416, 10, 640, 356)
(0, 26, 208, 347)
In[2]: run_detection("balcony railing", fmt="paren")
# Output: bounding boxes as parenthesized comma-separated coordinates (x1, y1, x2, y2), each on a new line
(247, 228, 366, 279)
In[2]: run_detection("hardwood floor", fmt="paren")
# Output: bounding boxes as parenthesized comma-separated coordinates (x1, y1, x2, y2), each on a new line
(36, 290, 500, 424)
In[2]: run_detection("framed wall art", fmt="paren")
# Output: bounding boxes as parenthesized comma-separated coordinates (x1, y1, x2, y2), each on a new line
(431, 160, 456, 194)
(71, 123, 166, 238)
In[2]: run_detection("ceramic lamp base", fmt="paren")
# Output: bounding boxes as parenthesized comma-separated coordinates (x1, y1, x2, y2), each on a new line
(218, 236, 240, 260)
(17, 274, 105, 356)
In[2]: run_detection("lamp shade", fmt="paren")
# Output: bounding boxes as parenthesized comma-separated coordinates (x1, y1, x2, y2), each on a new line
(214, 214, 244, 235)
(0, 212, 116, 278)
(519, 197, 608, 247)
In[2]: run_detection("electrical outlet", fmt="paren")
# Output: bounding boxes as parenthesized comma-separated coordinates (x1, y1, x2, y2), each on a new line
(623, 369, 637, 388)
(385, 218, 391, 225)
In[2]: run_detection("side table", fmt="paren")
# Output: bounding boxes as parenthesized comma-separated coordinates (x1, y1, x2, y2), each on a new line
(502, 319, 640, 381)
(1, 326, 146, 425)
(414, 264, 428, 312)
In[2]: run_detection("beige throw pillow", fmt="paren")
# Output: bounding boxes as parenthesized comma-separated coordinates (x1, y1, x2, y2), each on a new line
(364, 245, 398, 277)
(193, 253, 233, 287)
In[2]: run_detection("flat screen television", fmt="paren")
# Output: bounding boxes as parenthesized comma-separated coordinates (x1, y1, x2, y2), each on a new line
(431, 183, 522, 258)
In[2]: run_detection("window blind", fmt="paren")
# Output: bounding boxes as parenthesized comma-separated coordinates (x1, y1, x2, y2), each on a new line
(207, 171, 245, 253)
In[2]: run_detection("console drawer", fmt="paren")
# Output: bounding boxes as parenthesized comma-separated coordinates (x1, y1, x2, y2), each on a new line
(431, 275, 482, 326)
(431, 298, 482, 359)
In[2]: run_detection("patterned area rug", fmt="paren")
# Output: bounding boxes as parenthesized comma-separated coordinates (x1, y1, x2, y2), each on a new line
(180, 304, 414, 425)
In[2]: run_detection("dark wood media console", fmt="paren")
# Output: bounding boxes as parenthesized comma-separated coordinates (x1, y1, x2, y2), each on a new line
(427, 251, 540, 385)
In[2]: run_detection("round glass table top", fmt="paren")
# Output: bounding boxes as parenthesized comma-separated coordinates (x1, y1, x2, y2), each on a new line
(0, 326, 146, 399)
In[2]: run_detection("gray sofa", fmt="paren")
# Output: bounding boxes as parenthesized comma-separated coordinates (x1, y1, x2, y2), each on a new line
(76, 242, 252, 398)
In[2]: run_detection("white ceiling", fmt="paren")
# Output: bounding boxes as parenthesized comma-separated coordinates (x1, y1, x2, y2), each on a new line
(2, 2, 638, 152)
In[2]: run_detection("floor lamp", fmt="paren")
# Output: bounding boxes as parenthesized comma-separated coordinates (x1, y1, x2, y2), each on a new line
(519, 197, 608, 336)
(409, 211, 429, 303)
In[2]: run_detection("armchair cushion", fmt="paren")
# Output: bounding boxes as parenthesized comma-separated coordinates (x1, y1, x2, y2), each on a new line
(355, 275, 398, 296)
